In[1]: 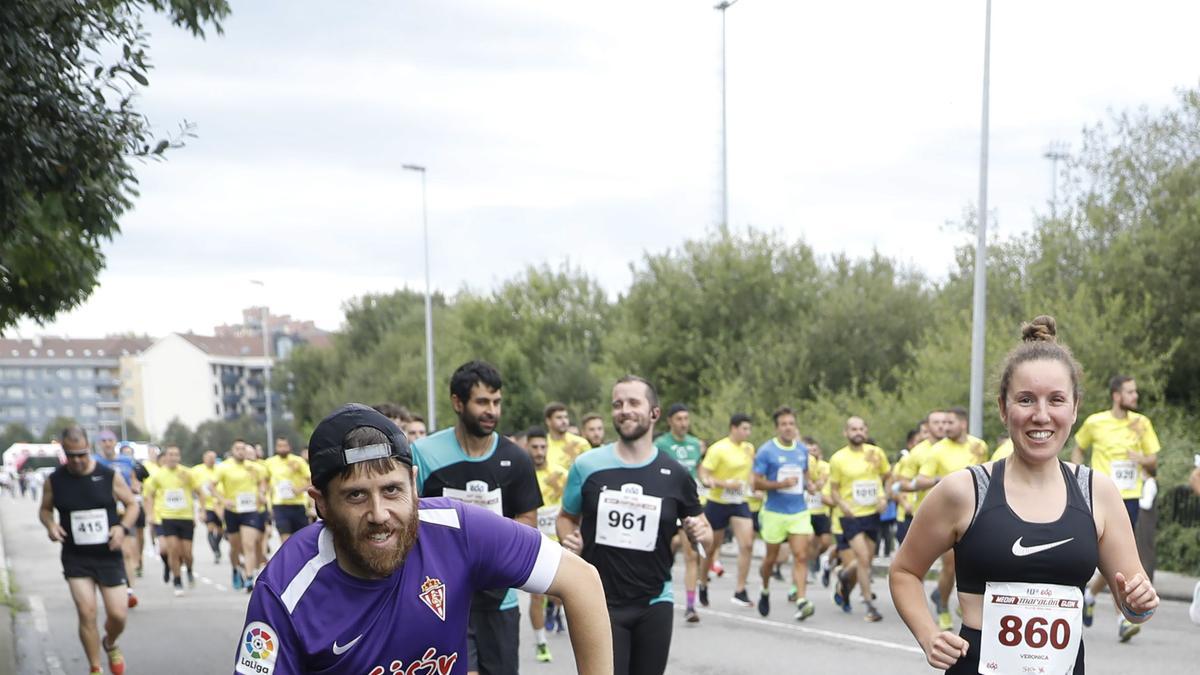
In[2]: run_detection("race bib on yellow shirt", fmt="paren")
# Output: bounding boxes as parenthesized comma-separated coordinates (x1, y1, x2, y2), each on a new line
(1110, 460, 1137, 492)
(852, 480, 879, 506)
(164, 489, 187, 511)
(537, 504, 560, 537)
(235, 491, 258, 514)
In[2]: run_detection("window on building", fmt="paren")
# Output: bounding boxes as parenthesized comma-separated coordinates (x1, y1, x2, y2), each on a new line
(5, 387, 22, 399)
(215, 404, 221, 415)
(47, 349, 55, 356)
(76, 368, 93, 379)
(77, 386, 92, 398)
(65, 349, 74, 356)
(56, 368, 72, 380)
(61, 386, 73, 398)
(59, 405, 74, 418)
(44, 405, 56, 417)
(79, 404, 97, 418)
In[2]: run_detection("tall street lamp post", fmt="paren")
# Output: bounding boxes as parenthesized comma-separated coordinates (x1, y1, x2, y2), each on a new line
(402, 164, 437, 431)
(968, 0, 993, 438)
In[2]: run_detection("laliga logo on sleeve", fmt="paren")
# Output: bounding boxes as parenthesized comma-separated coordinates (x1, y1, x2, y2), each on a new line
(236, 622, 278, 675)
(420, 576, 447, 621)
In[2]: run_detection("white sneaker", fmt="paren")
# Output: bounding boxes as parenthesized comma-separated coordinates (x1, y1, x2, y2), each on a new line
(1189, 581, 1200, 625)
(1138, 478, 1157, 510)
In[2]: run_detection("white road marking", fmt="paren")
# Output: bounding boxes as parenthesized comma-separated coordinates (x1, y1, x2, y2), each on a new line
(216, 584, 228, 591)
(680, 604, 924, 655)
(200, 576, 213, 585)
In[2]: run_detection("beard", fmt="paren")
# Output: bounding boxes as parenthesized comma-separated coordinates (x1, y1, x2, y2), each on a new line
(325, 501, 420, 579)
(849, 433, 867, 446)
(614, 415, 653, 443)
(460, 408, 498, 438)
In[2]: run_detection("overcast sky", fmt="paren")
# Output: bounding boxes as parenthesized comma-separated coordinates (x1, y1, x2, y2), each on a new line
(12, 0, 1200, 338)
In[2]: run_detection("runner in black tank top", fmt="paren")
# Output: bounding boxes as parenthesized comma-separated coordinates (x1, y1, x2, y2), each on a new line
(38, 426, 140, 675)
(888, 315, 1159, 674)
(946, 458, 1097, 674)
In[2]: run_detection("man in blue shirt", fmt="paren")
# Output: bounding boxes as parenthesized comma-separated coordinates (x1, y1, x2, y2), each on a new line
(232, 403, 611, 675)
(94, 430, 142, 608)
(751, 406, 814, 620)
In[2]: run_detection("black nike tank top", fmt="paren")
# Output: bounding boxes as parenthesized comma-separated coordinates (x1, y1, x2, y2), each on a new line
(954, 459, 1098, 594)
(50, 463, 120, 556)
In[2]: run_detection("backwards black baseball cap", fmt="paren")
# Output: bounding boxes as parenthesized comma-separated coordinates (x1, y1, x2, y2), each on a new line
(308, 403, 413, 489)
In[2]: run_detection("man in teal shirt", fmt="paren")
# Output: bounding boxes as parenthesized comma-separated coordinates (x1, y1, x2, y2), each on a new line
(654, 403, 707, 622)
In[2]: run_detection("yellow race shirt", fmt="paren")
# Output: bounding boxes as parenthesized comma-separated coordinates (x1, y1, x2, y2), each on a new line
(701, 436, 755, 505)
(906, 439, 937, 513)
(535, 465, 566, 540)
(213, 460, 264, 515)
(547, 432, 591, 475)
(806, 458, 831, 517)
(892, 450, 922, 522)
(829, 444, 891, 518)
(144, 466, 197, 522)
(991, 439, 1014, 462)
(265, 455, 312, 506)
(190, 464, 219, 511)
(1074, 411, 1161, 500)
(920, 435, 988, 478)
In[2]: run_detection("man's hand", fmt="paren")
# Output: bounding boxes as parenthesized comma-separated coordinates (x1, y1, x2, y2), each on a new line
(107, 526, 125, 551)
(560, 528, 583, 555)
(46, 522, 67, 543)
(782, 476, 800, 488)
(682, 516, 712, 550)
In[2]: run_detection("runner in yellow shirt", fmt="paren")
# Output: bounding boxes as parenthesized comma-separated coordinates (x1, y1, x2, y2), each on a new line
(1071, 375, 1161, 640)
(544, 402, 591, 475)
(990, 436, 1013, 461)
(698, 413, 757, 608)
(889, 428, 924, 545)
(189, 451, 223, 564)
(142, 445, 204, 596)
(893, 411, 946, 517)
(802, 436, 836, 591)
(264, 437, 311, 544)
(828, 416, 890, 622)
(523, 427, 564, 662)
(209, 440, 267, 592)
(914, 406, 988, 630)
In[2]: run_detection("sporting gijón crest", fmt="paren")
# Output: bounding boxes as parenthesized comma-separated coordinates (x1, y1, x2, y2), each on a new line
(419, 576, 446, 621)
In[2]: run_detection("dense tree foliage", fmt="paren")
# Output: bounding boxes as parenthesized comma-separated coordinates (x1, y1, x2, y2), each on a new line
(0, 0, 229, 332)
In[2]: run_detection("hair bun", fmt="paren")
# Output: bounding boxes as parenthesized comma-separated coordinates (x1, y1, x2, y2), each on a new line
(1021, 315, 1057, 343)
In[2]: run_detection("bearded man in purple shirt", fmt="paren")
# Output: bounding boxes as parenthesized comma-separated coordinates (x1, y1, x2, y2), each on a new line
(232, 403, 612, 675)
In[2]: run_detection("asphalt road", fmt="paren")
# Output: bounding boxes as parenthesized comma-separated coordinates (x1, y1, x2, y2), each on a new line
(3, 494, 1196, 674)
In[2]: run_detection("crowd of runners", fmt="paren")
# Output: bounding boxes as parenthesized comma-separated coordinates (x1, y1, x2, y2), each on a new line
(30, 313, 1200, 674)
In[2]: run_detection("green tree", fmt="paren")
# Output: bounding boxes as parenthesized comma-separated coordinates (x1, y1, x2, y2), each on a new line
(0, 422, 34, 449)
(0, 0, 229, 332)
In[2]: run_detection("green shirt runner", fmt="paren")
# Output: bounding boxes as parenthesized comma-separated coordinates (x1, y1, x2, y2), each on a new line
(653, 433, 704, 478)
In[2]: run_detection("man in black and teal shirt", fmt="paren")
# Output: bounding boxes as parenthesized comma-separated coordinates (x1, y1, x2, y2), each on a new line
(558, 376, 712, 675)
(653, 402, 707, 622)
(412, 360, 542, 675)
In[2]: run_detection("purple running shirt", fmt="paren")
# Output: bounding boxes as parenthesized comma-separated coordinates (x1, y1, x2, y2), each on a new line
(232, 497, 560, 675)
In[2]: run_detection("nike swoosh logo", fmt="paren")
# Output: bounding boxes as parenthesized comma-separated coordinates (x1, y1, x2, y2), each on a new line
(332, 635, 363, 655)
(1011, 537, 1074, 557)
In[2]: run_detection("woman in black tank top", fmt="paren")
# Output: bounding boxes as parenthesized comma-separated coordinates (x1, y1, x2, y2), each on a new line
(889, 316, 1159, 674)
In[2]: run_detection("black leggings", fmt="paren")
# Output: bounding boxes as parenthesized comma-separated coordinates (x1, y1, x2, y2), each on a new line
(609, 602, 674, 675)
(947, 625, 1084, 675)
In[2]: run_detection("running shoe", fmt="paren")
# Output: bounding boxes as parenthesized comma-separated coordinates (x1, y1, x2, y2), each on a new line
(233, 568, 244, 591)
(1118, 618, 1140, 643)
(685, 608, 700, 623)
(787, 586, 798, 603)
(1190, 581, 1200, 625)
(103, 638, 125, 675)
(535, 642, 552, 663)
(544, 602, 558, 632)
(711, 559, 725, 577)
(1082, 594, 1095, 627)
(938, 611, 953, 631)
(553, 605, 565, 633)
(126, 591, 137, 609)
(135, 565, 143, 579)
(186, 567, 195, 588)
(757, 591, 770, 617)
(699, 584, 709, 607)
(731, 590, 754, 608)
(772, 564, 784, 581)
(173, 579, 184, 597)
(929, 588, 942, 611)
(865, 605, 882, 623)
(794, 598, 815, 621)
(820, 565, 831, 588)
(89, 667, 102, 674)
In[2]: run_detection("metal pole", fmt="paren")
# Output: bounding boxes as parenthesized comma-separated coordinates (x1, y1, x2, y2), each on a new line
(715, 1, 739, 227)
(968, 0, 992, 439)
(262, 304, 274, 454)
(403, 164, 437, 431)
(1043, 143, 1068, 220)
